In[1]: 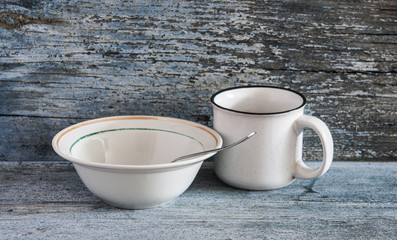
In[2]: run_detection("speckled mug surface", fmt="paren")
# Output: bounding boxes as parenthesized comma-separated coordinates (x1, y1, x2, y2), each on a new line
(211, 86, 334, 190)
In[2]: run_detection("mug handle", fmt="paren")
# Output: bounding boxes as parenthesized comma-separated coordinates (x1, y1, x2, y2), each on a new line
(293, 115, 334, 179)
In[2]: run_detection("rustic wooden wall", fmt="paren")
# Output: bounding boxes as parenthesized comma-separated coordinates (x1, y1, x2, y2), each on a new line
(0, 0, 396, 162)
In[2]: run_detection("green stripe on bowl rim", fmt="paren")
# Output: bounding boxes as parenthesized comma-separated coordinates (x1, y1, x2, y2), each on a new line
(56, 116, 219, 151)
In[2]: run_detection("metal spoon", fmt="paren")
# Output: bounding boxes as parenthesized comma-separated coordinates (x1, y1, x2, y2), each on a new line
(171, 132, 256, 163)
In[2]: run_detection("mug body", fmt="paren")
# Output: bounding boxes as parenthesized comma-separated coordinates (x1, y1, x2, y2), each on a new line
(211, 86, 306, 190)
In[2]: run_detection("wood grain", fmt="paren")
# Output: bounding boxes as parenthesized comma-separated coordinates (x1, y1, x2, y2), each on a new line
(0, 0, 396, 162)
(0, 161, 396, 239)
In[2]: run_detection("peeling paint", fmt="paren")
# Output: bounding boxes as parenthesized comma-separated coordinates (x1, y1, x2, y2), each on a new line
(0, 12, 58, 29)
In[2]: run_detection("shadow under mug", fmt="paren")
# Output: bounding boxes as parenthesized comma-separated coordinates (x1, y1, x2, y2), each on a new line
(210, 86, 333, 190)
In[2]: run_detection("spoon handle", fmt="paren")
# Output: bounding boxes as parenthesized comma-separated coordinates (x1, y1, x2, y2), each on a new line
(172, 132, 256, 163)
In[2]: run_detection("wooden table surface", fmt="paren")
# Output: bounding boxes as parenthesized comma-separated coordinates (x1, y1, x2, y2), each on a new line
(1, 161, 396, 239)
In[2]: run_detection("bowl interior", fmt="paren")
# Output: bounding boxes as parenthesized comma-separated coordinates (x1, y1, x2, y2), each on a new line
(54, 116, 221, 167)
(71, 128, 204, 165)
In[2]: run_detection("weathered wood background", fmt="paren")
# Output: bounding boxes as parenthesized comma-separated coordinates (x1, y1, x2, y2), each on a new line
(0, 0, 396, 162)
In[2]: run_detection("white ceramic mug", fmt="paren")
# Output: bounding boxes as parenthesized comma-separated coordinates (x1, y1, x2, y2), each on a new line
(210, 86, 333, 190)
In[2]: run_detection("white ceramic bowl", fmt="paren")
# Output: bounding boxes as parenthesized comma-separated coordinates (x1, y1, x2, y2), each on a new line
(52, 116, 222, 209)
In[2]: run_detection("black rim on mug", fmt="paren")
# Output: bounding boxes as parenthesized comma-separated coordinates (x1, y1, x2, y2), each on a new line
(210, 86, 307, 115)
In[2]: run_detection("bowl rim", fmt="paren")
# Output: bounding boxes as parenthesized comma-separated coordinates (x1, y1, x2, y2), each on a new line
(52, 115, 223, 170)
